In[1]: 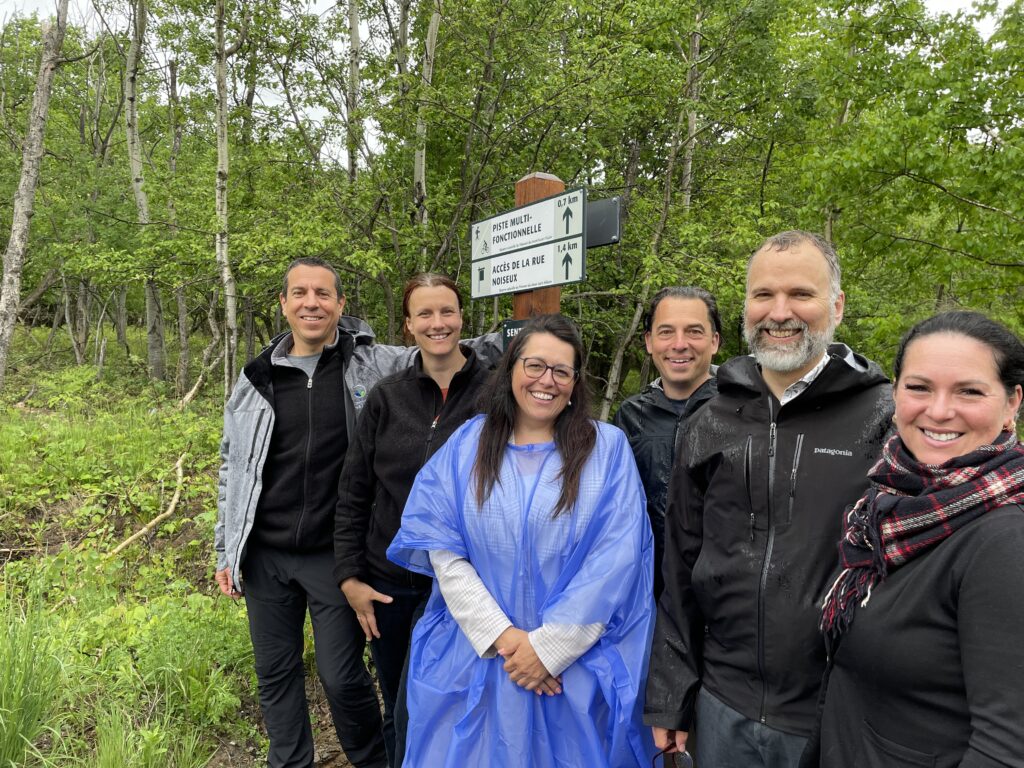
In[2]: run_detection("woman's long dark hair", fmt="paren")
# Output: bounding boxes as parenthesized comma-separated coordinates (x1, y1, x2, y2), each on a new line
(474, 314, 596, 515)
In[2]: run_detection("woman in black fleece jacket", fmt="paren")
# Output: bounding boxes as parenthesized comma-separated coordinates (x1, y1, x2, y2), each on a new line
(333, 273, 492, 766)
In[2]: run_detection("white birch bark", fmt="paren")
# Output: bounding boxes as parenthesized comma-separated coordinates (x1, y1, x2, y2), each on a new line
(0, 0, 70, 393)
(347, 0, 361, 182)
(215, 0, 244, 395)
(413, 0, 442, 234)
(167, 58, 189, 396)
(680, 12, 702, 211)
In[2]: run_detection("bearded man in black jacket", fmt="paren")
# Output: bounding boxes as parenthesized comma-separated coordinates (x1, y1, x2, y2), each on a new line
(644, 231, 893, 768)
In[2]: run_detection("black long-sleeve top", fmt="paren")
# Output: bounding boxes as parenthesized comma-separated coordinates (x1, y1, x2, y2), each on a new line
(333, 346, 491, 589)
(819, 504, 1024, 768)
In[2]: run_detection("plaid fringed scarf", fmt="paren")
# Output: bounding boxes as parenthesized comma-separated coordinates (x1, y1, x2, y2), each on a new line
(821, 430, 1024, 638)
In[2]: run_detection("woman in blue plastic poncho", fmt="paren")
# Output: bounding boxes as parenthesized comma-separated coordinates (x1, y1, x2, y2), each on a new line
(387, 314, 657, 768)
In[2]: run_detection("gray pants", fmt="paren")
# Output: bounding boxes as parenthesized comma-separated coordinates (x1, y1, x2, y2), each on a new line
(695, 688, 808, 768)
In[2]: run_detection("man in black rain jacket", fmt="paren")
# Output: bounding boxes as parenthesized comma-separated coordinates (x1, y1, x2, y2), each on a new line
(644, 232, 893, 768)
(613, 286, 722, 598)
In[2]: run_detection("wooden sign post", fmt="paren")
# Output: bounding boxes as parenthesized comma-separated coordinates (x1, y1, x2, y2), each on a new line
(512, 172, 564, 320)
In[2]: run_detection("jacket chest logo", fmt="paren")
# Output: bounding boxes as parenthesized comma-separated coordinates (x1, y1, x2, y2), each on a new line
(813, 446, 853, 457)
(353, 384, 368, 408)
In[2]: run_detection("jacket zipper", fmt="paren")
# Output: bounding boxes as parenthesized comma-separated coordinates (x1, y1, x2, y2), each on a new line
(788, 434, 804, 524)
(744, 435, 754, 541)
(421, 366, 466, 466)
(294, 374, 314, 549)
(421, 385, 443, 467)
(413, 375, 455, 586)
(757, 407, 778, 724)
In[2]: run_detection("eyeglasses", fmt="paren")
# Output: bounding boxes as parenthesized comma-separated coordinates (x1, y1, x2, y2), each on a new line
(519, 356, 578, 386)
(651, 747, 693, 768)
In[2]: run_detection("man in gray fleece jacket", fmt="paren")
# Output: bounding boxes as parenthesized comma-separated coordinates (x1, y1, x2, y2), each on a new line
(215, 257, 416, 768)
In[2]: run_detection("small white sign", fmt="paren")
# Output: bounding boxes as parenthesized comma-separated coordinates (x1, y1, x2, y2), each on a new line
(473, 236, 584, 299)
(471, 188, 585, 263)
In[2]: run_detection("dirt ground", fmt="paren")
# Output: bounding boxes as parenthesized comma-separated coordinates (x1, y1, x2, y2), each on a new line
(205, 675, 357, 767)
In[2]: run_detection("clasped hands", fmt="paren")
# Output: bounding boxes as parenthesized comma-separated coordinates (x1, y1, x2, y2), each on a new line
(495, 627, 562, 697)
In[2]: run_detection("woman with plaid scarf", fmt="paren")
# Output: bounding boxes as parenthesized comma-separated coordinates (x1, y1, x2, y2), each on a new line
(811, 311, 1024, 767)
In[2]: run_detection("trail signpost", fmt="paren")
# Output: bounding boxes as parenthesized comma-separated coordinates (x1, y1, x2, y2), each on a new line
(474, 172, 620, 323)
(471, 186, 587, 299)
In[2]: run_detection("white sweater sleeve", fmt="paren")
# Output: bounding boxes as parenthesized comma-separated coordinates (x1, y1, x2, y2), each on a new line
(528, 623, 605, 677)
(429, 549, 512, 657)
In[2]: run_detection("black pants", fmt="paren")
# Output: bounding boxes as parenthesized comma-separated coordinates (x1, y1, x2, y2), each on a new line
(366, 579, 428, 767)
(243, 545, 387, 768)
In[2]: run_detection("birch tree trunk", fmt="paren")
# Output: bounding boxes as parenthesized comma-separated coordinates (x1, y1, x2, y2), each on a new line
(0, 0, 70, 393)
(679, 12, 702, 211)
(346, 0, 361, 182)
(215, 0, 245, 395)
(125, 0, 166, 380)
(412, 1, 442, 233)
(167, 58, 190, 396)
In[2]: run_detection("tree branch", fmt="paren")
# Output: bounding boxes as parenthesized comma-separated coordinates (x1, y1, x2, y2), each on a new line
(108, 452, 187, 557)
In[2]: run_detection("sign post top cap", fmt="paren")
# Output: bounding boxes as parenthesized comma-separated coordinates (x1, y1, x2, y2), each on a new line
(517, 171, 563, 184)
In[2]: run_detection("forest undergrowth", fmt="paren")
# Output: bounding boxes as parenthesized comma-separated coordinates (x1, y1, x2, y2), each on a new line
(0, 327, 354, 767)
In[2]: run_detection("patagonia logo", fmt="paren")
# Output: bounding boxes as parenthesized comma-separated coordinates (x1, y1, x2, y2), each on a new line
(815, 447, 853, 457)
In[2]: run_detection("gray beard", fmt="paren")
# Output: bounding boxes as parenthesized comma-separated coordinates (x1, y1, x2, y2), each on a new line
(744, 320, 834, 374)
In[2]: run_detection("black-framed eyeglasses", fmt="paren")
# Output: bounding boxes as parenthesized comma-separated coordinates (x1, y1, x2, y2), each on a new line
(518, 356, 578, 386)
(652, 746, 693, 768)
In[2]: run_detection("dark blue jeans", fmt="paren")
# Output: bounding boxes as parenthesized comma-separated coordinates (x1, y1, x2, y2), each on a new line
(242, 545, 387, 768)
(366, 579, 428, 768)
(695, 688, 808, 768)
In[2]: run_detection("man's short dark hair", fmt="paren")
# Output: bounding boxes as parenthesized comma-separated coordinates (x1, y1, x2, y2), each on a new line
(281, 258, 344, 298)
(643, 286, 722, 336)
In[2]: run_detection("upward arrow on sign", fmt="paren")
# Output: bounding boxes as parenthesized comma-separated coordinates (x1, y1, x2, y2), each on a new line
(562, 253, 572, 279)
(562, 206, 573, 234)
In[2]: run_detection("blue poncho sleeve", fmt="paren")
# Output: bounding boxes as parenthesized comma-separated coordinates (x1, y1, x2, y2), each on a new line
(387, 415, 484, 574)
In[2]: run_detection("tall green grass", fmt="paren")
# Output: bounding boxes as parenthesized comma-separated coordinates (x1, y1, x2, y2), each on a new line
(0, 586, 60, 768)
(91, 701, 210, 768)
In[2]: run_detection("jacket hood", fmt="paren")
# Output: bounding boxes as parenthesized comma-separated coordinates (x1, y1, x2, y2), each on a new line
(717, 343, 888, 402)
(338, 315, 375, 344)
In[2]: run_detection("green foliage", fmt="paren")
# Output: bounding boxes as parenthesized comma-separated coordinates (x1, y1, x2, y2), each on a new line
(0, 327, 254, 763)
(2, 2, 1023, 759)
(0, 357, 220, 546)
(6, 0, 1022, 390)
(0, 548, 255, 765)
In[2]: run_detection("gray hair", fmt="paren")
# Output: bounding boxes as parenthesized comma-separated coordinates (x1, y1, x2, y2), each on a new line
(749, 230, 841, 302)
